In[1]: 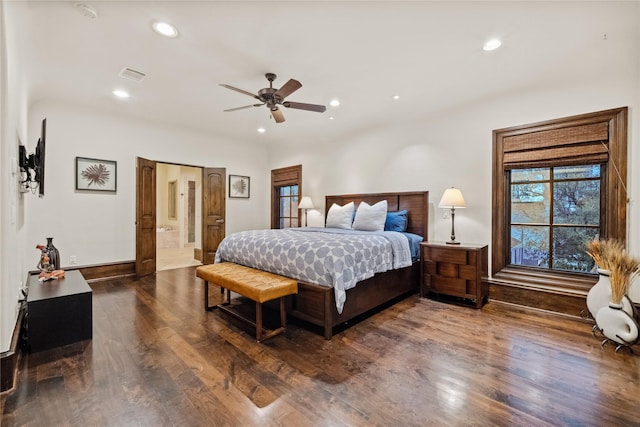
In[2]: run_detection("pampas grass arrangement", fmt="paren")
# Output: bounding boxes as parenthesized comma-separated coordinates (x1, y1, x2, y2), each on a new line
(585, 238, 624, 271)
(586, 238, 640, 305)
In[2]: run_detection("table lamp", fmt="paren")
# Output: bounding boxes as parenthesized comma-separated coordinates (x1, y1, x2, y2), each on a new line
(438, 188, 466, 244)
(298, 196, 314, 227)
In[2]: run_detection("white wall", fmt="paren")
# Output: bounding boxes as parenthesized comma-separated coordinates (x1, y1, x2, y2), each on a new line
(24, 100, 270, 268)
(269, 52, 640, 279)
(1, 1, 30, 352)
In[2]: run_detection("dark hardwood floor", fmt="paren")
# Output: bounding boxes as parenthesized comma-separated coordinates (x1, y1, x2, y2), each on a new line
(2, 266, 639, 426)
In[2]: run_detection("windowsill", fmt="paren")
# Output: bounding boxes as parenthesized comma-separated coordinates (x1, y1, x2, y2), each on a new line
(491, 266, 597, 295)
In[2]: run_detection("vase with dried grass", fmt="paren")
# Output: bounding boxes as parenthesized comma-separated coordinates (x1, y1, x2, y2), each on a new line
(585, 239, 635, 319)
(586, 238, 640, 351)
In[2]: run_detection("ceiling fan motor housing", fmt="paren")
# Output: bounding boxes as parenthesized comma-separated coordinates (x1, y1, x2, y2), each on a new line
(257, 87, 282, 108)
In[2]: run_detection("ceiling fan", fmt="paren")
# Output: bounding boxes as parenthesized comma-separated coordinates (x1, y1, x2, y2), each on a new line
(219, 73, 326, 123)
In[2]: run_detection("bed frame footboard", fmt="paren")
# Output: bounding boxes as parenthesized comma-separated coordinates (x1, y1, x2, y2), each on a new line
(289, 262, 419, 339)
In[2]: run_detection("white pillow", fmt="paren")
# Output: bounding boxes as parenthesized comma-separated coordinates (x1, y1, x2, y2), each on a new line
(352, 200, 388, 231)
(325, 202, 355, 229)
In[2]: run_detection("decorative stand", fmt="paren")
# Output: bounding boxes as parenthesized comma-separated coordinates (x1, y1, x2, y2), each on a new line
(595, 302, 639, 353)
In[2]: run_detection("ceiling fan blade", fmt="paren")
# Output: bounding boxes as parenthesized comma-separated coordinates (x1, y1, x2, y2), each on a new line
(271, 107, 285, 123)
(219, 84, 261, 100)
(224, 104, 263, 112)
(274, 79, 302, 99)
(283, 101, 327, 113)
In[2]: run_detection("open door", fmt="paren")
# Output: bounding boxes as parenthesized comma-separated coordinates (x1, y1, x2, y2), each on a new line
(202, 168, 226, 264)
(136, 157, 156, 277)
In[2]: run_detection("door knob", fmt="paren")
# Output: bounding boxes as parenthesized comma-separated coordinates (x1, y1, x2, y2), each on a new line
(216, 219, 225, 223)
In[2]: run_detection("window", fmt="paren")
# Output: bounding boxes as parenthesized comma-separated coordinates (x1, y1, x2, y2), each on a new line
(271, 165, 302, 229)
(278, 185, 299, 228)
(492, 107, 628, 292)
(510, 165, 600, 273)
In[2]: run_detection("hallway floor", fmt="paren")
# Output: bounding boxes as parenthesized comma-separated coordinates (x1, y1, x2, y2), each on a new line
(157, 244, 202, 271)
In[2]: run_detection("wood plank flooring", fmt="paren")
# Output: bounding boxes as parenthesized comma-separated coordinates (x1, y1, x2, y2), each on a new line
(2, 266, 639, 426)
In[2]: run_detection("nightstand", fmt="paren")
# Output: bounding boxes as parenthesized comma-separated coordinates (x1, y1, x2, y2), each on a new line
(420, 242, 489, 308)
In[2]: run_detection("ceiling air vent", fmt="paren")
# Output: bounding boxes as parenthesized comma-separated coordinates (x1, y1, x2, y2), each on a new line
(119, 67, 146, 82)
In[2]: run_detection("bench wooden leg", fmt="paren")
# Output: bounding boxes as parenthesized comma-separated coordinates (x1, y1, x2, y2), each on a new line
(280, 297, 286, 329)
(205, 281, 226, 312)
(208, 291, 288, 342)
(256, 302, 263, 342)
(204, 280, 215, 311)
(255, 297, 287, 342)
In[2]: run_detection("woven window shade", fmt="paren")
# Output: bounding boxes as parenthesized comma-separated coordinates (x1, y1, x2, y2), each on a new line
(502, 122, 609, 169)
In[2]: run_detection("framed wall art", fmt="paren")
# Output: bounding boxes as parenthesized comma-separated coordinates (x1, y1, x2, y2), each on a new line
(229, 174, 250, 198)
(75, 157, 117, 192)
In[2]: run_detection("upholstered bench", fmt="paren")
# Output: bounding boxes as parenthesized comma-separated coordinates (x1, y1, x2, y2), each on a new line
(196, 262, 298, 342)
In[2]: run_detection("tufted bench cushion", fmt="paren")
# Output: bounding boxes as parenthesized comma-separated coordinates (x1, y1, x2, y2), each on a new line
(197, 262, 298, 303)
(196, 262, 298, 341)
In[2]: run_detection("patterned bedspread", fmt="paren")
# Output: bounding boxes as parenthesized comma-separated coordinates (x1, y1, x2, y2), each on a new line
(214, 228, 412, 313)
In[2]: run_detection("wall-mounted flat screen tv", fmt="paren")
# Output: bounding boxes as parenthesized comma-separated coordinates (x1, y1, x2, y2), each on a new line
(34, 118, 46, 197)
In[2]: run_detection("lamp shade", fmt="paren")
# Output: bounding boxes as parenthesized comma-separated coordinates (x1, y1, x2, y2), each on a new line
(298, 196, 314, 210)
(438, 188, 466, 208)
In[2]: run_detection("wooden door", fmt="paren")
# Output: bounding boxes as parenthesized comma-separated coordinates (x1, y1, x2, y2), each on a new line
(136, 157, 156, 277)
(202, 168, 226, 264)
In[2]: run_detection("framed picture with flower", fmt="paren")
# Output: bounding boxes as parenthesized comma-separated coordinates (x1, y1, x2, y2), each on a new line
(75, 157, 117, 192)
(229, 174, 250, 198)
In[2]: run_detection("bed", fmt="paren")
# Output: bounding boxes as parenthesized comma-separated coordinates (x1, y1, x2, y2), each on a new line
(217, 191, 429, 339)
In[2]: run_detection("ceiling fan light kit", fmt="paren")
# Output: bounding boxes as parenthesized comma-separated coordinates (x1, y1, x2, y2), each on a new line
(220, 73, 326, 123)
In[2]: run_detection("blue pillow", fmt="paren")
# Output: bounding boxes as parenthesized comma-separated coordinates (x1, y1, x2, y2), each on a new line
(384, 210, 408, 232)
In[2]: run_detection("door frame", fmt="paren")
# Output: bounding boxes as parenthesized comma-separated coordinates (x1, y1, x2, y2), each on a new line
(135, 158, 226, 277)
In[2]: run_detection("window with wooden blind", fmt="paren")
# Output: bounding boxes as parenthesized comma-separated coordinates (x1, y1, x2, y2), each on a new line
(492, 107, 628, 292)
(271, 165, 302, 229)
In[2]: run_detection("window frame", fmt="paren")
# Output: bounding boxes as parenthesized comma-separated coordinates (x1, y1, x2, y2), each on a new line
(492, 107, 628, 292)
(271, 165, 302, 229)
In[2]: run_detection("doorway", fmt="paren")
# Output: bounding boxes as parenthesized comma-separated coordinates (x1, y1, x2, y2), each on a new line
(156, 163, 203, 271)
(136, 157, 227, 277)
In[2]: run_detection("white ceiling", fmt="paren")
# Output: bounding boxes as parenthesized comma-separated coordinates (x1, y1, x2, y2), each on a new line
(8, 1, 638, 146)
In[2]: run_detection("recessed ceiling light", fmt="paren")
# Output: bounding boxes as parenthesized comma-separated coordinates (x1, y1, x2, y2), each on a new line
(257, 127, 266, 133)
(74, 3, 98, 19)
(392, 95, 400, 100)
(329, 116, 335, 120)
(112, 89, 130, 99)
(153, 21, 178, 38)
(329, 99, 340, 107)
(483, 39, 502, 51)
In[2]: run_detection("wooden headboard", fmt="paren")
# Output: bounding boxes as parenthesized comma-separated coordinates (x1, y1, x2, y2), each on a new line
(325, 191, 429, 239)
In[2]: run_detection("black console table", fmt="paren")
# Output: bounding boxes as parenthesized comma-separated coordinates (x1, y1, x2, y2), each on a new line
(26, 270, 92, 352)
